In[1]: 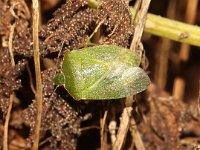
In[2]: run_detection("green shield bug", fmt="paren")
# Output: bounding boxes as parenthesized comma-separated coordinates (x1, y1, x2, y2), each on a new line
(54, 45, 150, 100)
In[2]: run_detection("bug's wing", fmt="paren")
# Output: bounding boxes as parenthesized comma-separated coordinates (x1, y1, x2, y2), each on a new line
(64, 45, 140, 67)
(81, 66, 150, 100)
(61, 45, 149, 100)
(62, 52, 109, 100)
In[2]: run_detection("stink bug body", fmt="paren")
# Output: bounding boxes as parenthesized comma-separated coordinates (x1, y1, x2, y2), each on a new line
(55, 45, 150, 100)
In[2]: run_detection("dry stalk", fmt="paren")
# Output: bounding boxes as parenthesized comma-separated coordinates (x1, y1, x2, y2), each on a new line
(109, 120, 117, 145)
(173, 0, 198, 100)
(130, 0, 151, 52)
(155, 0, 176, 90)
(179, 0, 198, 62)
(32, 0, 43, 149)
(113, 0, 151, 150)
(130, 118, 146, 150)
(112, 106, 133, 150)
(8, 23, 15, 66)
(3, 23, 16, 150)
(100, 110, 108, 150)
(198, 81, 200, 114)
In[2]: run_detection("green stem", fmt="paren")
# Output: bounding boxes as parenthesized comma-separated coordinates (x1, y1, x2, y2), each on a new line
(130, 8, 200, 47)
(88, 0, 200, 47)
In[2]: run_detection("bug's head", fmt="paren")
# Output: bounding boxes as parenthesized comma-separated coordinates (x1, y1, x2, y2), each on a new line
(54, 72, 65, 86)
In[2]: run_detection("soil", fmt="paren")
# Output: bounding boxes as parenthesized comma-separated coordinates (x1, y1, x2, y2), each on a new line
(0, 0, 200, 150)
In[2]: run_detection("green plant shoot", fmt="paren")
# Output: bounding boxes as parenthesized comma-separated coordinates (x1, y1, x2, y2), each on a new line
(54, 45, 150, 100)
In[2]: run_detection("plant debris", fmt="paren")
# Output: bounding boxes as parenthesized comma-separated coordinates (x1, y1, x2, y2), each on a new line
(137, 84, 200, 150)
(0, 0, 200, 149)
(0, 48, 26, 114)
(0, 0, 134, 149)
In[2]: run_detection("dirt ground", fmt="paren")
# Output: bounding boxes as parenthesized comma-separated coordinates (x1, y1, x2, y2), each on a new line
(0, 0, 200, 150)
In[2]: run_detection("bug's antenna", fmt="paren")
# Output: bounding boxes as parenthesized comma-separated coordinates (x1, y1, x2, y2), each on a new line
(54, 40, 65, 89)
(48, 41, 65, 102)
(55, 41, 65, 71)
(49, 84, 60, 101)
(50, 74, 66, 103)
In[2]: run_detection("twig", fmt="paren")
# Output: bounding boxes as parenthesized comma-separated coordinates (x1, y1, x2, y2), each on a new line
(173, 0, 198, 100)
(181, 137, 200, 145)
(88, 0, 200, 47)
(154, 0, 176, 90)
(112, 106, 132, 150)
(198, 81, 200, 115)
(173, 78, 185, 100)
(113, 0, 151, 150)
(100, 110, 108, 150)
(130, 118, 145, 150)
(88, 19, 104, 42)
(32, 0, 43, 150)
(130, 0, 151, 52)
(140, 10, 200, 47)
(3, 96, 14, 150)
(8, 24, 15, 66)
(80, 126, 101, 132)
(179, 0, 198, 61)
(3, 23, 16, 150)
(108, 105, 117, 146)
(108, 120, 117, 145)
